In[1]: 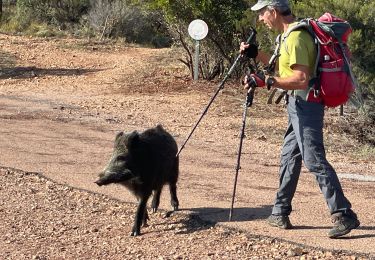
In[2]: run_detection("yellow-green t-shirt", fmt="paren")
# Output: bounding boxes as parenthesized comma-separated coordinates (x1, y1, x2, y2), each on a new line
(279, 23, 317, 98)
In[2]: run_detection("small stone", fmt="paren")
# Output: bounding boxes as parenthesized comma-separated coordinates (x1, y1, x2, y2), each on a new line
(46, 181, 54, 189)
(325, 252, 333, 257)
(287, 247, 304, 257)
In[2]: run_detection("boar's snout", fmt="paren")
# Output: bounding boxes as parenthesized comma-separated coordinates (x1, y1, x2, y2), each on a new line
(94, 179, 104, 186)
(94, 172, 107, 186)
(94, 170, 134, 187)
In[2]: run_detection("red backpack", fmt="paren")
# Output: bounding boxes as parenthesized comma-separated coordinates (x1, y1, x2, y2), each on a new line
(283, 13, 357, 107)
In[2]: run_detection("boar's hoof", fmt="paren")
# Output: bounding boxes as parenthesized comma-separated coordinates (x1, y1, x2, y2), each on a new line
(152, 207, 157, 213)
(131, 230, 140, 236)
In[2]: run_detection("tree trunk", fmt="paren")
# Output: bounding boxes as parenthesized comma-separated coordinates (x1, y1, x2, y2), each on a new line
(0, 0, 3, 19)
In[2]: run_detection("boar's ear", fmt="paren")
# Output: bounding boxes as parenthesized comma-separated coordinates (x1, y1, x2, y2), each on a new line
(125, 131, 139, 149)
(115, 131, 124, 140)
(114, 131, 124, 147)
(156, 124, 165, 132)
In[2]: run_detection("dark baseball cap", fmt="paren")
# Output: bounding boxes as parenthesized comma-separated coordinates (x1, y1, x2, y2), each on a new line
(250, 0, 290, 11)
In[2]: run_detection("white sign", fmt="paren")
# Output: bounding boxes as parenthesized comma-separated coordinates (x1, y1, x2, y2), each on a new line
(188, 19, 208, 41)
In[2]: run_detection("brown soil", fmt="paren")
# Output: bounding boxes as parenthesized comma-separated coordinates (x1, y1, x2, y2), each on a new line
(1, 33, 374, 259)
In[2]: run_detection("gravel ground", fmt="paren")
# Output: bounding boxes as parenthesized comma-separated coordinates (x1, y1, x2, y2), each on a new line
(1, 167, 370, 260)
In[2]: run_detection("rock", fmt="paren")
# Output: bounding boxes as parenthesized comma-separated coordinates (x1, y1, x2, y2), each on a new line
(287, 247, 304, 257)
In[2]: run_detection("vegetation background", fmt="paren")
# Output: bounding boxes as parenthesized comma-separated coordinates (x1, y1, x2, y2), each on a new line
(0, 0, 374, 148)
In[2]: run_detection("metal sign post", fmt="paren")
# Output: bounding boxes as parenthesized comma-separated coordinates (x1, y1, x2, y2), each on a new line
(188, 19, 208, 81)
(194, 40, 200, 80)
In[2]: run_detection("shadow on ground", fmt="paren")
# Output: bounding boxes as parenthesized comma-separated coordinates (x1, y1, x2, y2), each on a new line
(186, 205, 273, 223)
(181, 206, 375, 239)
(0, 50, 103, 79)
(0, 66, 103, 79)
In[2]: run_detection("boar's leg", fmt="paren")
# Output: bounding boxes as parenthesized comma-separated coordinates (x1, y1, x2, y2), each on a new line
(164, 183, 179, 218)
(170, 157, 179, 211)
(131, 192, 151, 236)
(169, 182, 179, 211)
(142, 209, 150, 227)
(151, 188, 162, 213)
(164, 158, 179, 218)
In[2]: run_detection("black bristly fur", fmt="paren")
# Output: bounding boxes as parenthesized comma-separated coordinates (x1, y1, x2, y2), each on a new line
(95, 125, 179, 236)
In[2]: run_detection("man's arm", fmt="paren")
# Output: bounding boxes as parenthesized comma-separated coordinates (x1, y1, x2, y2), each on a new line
(269, 64, 311, 90)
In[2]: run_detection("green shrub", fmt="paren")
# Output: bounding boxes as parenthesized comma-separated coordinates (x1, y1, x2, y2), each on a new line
(15, 0, 90, 26)
(86, 0, 171, 47)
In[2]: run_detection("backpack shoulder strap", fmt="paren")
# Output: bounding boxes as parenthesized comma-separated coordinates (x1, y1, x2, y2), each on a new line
(282, 19, 317, 52)
(283, 19, 313, 39)
(282, 19, 320, 78)
(268, 34, 281, 70)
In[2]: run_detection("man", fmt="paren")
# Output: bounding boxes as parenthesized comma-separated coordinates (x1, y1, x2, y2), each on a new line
(241, 0, 360, 238)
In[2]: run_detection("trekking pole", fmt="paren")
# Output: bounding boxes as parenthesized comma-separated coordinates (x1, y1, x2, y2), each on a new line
(176, 29, 257, 157)
(229, 84, 256, 221)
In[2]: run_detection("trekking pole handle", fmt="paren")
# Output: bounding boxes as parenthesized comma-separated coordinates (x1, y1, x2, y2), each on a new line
(246, 27, 257, 44)
(246, 85, 256, 107)
(225, 28, 257, 79)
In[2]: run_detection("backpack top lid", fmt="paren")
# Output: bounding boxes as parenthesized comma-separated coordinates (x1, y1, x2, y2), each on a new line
(316, 13, 352, 43)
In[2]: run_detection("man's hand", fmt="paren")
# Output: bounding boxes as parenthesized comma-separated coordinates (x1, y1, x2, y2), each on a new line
(265, 75, 276, 90)
(242, 73, 265, 89)
(240, 42, 258, 59)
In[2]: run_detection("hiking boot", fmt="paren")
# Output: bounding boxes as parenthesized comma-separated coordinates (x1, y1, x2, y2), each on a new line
(328, 210, 360, 239)
(267, 214, 293, 229)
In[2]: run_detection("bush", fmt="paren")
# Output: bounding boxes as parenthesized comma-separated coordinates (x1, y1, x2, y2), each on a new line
(86, 0, 171, 47)
(0, 0, 90, 33)
(15, 0, 90, 27)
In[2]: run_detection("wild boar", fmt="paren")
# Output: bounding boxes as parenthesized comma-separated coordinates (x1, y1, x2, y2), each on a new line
(95, 124, 179, 236)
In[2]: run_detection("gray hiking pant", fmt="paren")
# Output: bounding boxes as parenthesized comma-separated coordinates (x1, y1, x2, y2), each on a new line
(271, 96, 352, 216)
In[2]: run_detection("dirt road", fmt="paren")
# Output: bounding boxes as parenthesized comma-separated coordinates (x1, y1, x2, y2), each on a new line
(1, 34, 374, 259)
